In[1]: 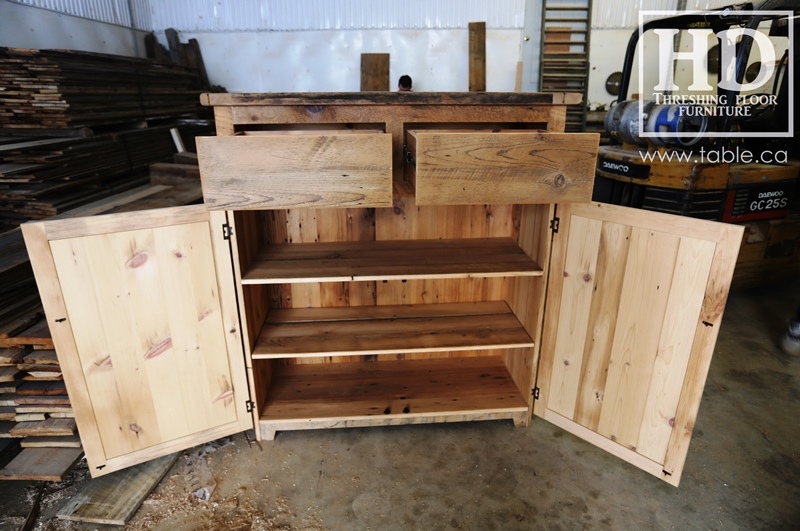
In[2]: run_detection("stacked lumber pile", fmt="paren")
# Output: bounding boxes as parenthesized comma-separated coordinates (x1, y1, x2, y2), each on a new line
(0, 47, 204, 132)
(0, 347, 77, 450)
(0, 122, 210, 232)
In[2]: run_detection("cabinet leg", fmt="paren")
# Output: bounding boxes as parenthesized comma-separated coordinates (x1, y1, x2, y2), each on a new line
(261, 428, 277, 441)
(512, 413, 531, 428)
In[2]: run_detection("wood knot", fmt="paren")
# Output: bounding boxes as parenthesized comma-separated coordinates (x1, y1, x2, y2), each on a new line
(129, 423, 142, 436)
(126, 252, 148, 269)
(669, 417, 676, 428)
(554, 174, 567, 188)
(583, 273, 592, 282)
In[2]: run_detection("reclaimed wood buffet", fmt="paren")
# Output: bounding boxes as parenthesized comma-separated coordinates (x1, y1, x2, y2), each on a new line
(22, 93, 743, 487)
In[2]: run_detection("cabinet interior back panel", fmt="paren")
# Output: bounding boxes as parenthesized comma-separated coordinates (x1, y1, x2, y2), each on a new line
(49, 223, 240, 459)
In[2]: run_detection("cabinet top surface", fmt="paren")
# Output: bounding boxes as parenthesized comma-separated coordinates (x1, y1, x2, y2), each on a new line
(201, 92, 581, 107)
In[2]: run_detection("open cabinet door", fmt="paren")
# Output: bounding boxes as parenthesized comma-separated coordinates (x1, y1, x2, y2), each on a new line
(22, 205, 253, 477)
(536, 202, 743, 486)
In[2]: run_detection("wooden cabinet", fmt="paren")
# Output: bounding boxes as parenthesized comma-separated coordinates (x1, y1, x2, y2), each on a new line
(22, 93, 743, 487)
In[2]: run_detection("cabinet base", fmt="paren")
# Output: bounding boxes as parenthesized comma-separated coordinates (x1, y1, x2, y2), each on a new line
(259, 410, 530, 440)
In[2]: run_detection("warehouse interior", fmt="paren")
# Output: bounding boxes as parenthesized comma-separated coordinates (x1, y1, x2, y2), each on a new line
(0, 0, 798, 529)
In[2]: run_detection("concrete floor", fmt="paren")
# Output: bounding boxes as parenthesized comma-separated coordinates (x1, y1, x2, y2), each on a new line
(0, 279, 798, 530)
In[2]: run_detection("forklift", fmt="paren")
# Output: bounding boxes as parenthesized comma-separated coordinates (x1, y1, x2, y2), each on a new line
(594, 0, 800, 223)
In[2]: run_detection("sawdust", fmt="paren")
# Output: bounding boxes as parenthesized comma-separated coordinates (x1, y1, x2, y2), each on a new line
(128, 486, 328, 531)
(28, 437, 328, 530)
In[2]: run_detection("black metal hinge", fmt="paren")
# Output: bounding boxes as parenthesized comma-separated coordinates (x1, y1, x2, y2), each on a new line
(532, 387, 540, 400)
(222, 223, 233, 240)
(403, 145, 416, 167)
(550, 217, 560, 233)
(245, 400, 255, 413)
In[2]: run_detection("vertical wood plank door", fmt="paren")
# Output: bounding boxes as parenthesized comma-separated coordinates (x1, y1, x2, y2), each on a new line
(22, 205, 252, 477)
(536, 202, 743, 486)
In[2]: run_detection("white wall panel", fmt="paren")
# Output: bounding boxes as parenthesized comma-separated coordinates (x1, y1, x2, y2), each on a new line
(9, 0, 151, 29)
(149, 0, 525, 32)
(181, 28, 522, 92)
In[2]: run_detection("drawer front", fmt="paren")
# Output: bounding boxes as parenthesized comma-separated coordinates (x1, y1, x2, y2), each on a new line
(408, 130, 599, 205)
(197, 133, 393, 210)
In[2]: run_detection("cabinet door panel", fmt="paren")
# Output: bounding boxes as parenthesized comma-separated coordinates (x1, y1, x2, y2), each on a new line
(22, 205, 252, 477)
(538, 202, 742, 486)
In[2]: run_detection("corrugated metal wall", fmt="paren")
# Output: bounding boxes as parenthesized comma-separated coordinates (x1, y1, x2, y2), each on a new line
(148, 0, 525, 32)
(9, 0, 151, 30)
(592, 0, 760, 29)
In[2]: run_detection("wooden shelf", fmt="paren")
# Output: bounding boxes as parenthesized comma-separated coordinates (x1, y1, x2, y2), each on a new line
(241, 237, 543, 284)
(260, 356, 529, 422)
(252, 301, 534, 358)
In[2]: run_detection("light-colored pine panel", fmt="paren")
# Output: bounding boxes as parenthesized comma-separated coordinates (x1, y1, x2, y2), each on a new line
(539, 203, 743, 486)
(596, 227, 680, 451)
(410, 131, 598, 205)
(636, 237, 715, 462)
(546, 216, 602, 419)
(573, 222, 632, 431)
(152, 223, 239, 438)
(662, 222, 743, 485)
(50, 233, 158, 459)
(197, 134, 393, 210)
(28, 206, 252, 477)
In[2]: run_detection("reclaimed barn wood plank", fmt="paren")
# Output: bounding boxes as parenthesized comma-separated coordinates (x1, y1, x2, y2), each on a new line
(0, 447, 83, 481)
(409, 130, 599, 205)
(197, 133, 393, 210)
(56, 452, 178, 525)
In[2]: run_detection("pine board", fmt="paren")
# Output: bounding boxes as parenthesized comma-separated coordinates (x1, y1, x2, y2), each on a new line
(15, 394, 70, 406)
(21, 435, 81, 448)
(254, 301, 534, 358)
(22, 350, 58, 365)
(0, 366, 22, 381)
(243, 237, 543, 284)
(0, 347, 29, 364)
(0, 447, 83, 480)
(261, 356, 528, 421)
(0, 394, 17, 406)
(10, 417, 76, 437)
(17, 380, 66, 395)
(0, 421, 17, 437)
(57, 453, 178, 525)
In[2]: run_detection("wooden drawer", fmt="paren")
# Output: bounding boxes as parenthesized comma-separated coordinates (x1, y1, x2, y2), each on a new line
(197, 131, 393, 210)
(407, 130, 600, 205)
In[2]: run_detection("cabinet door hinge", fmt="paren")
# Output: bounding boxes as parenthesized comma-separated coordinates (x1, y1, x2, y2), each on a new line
(245, 400, 255, 413)
(532, 387, 540, 400)
(222, 223, 233, 240)
(550, 217, 560, 233)
(403, 145, 416, 167)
